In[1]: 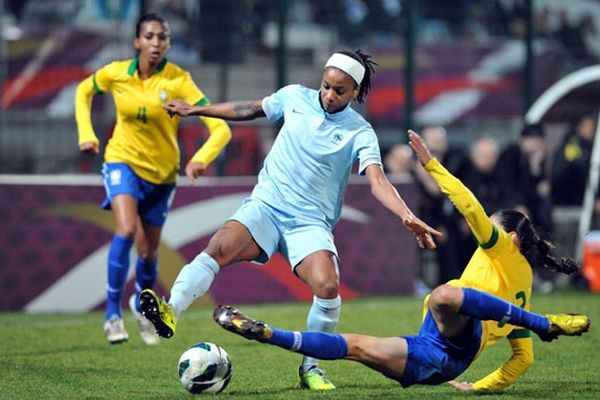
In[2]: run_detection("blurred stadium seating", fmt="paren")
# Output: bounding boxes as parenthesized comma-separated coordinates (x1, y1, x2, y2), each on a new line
(1, 0, 600, 303)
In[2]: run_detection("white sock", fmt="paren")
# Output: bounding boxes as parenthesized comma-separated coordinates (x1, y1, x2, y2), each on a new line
(302, 295, 341, 371)
(169, 252, 220, 319)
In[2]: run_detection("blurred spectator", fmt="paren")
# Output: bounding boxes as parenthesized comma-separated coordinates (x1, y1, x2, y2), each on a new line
(460, 136, 501, 213)
(461, 3, 491, 43)
(497, 124, 556, 290)
(533, 6, 553, 39)
(383, 141, 426, 295)
(413, 126, 467, 289)
(365, 0, 402, 44)
(383, 143, 413, 176)
(555, 9, 598, 66)
(94, 0, 137, 21)
(6, 0, 27, 21)
(340, 0, 369, 45)
(551, 113, 597, 207)
(454, 136, 502, 271)
(496, 123, 553, 233)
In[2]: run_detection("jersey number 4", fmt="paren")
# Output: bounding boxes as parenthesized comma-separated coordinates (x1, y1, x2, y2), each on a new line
(137, 106, 148, 124)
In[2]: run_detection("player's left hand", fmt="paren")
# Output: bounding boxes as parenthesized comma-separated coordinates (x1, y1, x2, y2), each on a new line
(407, 130, 433, 166)
(447, 380, 473, 391)
(185, 161, 208, 182)
(403, 212, 443, 249)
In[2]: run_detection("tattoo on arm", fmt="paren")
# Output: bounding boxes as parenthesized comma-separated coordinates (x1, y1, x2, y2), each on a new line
(232, 101, 265, 120)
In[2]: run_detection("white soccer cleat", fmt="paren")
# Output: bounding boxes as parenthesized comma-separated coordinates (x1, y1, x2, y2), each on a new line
(104, 316, 129, 344)
(129, 294, 160, 345)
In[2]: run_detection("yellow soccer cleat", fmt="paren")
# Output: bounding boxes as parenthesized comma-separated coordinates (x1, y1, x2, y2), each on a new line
(299, 366, 336, 390)
(139, 289, 177, 339)
(539, 313, 590, 342)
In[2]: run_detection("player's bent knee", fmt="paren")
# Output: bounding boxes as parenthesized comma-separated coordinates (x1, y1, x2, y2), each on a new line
(137, 252, 157, 263)
(312, 282, 339, 299)
(430, 284, 461, 310)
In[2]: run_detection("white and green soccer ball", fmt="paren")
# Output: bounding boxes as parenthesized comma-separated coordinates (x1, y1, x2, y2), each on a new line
(177, 342, 232, 395)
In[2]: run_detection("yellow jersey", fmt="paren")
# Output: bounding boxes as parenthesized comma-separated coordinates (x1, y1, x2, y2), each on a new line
(75, 58, 231, 184)
(423, 158, 534, 391)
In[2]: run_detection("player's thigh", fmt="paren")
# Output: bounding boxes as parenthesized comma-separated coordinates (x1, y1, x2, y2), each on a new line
(111, 194, 138, 236)
(295, 250, 339, 296)
(135, 217, 162, 260)
(343, 334, 408, 380)
(205, 220, 262, 265)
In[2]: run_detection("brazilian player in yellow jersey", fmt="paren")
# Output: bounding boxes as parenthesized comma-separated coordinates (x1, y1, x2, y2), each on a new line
(74, 13, 231, 345)
(211, 129, 590, 392)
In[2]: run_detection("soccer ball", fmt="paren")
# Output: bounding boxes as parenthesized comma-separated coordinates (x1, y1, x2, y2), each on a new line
(177, 342, 232, 395)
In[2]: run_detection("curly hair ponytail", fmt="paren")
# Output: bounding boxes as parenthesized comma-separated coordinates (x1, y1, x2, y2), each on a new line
(337, 50, 377, 104)
(496, 209, 578, 275)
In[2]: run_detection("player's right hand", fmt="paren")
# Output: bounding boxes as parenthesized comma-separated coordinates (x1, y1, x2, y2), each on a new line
(402, 212, 443, 249)
(79, 141, 99, 155)
(185, 161, 208, 182)
(164, 99, 195, 117)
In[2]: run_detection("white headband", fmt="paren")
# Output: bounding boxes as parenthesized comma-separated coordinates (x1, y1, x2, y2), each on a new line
(325, 53, 365, 85)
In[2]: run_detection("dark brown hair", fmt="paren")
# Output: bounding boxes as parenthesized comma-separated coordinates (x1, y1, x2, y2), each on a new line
(337, 50, 377, 104)
(495, 209, 577, 275)
(135, 13, 168, 37)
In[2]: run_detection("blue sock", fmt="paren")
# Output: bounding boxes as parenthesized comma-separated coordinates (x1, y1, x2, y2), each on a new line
(461, 288, 549, 333)
(105, 234, 134, 320)
(268, 329, 348, 360)
(134, 257, 158, 311)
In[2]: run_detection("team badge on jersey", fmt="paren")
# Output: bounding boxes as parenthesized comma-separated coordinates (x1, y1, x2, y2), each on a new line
(159, 90, 168, 103)
(331, 133, 343, 145)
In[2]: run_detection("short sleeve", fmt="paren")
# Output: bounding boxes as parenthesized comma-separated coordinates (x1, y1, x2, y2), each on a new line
(354, 129, 382, 175)
(93, 62, 118, 93)
(261, 85, 296, 122)
(177, 71, 205, 105)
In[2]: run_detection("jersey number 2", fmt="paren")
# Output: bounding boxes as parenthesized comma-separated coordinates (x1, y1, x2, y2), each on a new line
(497, 291, 527, 328)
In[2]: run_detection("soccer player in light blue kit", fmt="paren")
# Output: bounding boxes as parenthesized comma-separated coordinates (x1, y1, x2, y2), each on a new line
(141, 50, 441, 390)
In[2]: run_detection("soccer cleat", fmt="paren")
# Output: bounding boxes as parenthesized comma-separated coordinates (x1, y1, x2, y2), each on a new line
(104, 316, 129, 344)
(129, 294, 160, 345)
(139, 289, 177, 339)
(299, 366, 336, 390)
(538, 313, 591, 342)
(213, 305, 273, 342)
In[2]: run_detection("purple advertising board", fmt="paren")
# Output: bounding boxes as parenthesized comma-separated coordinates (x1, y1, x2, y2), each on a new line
(0, 175, 420, 312)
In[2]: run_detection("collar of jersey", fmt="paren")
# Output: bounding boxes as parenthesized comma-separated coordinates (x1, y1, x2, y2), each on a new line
(316, 90, 353, 121)
(127, 57, 168, 77)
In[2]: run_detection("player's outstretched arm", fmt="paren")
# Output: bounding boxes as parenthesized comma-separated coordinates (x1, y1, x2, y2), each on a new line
(365, 164, 441, 249)
(164, 99, 265, 121)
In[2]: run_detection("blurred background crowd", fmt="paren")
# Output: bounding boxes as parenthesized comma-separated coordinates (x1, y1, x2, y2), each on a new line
(1, 0, 599, 293)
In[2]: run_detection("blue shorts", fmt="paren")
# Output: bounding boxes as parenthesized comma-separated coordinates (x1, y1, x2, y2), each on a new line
(228, 198, 338, 268)
(400, 311, 482, 388)
(101, 163, 176, 227)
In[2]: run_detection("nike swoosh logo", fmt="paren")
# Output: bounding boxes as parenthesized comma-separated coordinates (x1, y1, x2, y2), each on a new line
(292, 109, 303, 114)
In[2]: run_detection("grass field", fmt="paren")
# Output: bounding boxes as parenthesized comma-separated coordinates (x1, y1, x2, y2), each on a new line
(1, 291, 598, 400)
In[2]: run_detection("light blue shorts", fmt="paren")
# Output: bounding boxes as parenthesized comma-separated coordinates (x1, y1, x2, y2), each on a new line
(101, 162, 176, 227)
(228, 198, 338, 268)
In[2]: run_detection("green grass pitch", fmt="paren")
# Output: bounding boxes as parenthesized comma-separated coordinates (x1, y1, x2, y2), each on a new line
(0, 291, 598, 399)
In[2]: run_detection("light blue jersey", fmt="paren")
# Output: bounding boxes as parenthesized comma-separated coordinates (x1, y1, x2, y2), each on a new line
(253, 84, 382, 229)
